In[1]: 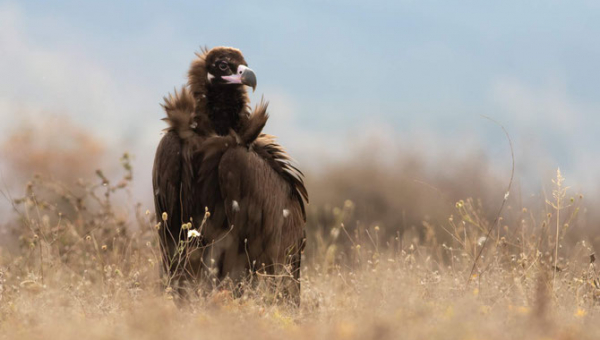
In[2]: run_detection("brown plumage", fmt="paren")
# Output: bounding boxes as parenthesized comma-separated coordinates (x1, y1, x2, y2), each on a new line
(152, 47, 308, 304)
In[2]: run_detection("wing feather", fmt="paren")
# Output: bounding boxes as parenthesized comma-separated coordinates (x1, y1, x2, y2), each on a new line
(218, 146, 305, 265)
(152, 131, 184, 272)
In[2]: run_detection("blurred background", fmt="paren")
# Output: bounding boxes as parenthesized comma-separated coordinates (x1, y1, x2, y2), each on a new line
(1, 1, 598, 248)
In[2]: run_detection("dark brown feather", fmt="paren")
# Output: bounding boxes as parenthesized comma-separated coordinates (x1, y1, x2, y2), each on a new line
(253, 134, 309, 220)
(161, 86, 198, 138)
(238, 98, 269, 145)
(152, 130, 184, 278)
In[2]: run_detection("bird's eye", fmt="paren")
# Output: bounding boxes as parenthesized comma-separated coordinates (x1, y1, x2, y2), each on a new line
(218, 61, 229, 71)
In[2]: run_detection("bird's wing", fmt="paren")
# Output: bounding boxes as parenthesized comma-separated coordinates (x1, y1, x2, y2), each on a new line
(192, 100, 307, 282)
(216, 101, 307, 267)
(217, 144, 306, 270)
(152, 131, 184, 266)
(153, 86, 201, 270)
(227, 99, 308, 220)
(252, 134, 308, 220)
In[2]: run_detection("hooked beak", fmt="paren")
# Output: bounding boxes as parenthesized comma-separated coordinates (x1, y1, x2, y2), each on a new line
(221, 65, 257, 92)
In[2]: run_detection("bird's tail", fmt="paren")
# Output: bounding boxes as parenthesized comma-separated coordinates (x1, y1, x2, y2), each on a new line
(161, 86, 196, 139)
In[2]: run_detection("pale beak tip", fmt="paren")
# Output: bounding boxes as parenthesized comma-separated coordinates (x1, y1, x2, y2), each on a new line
(241, 68, 257, 91)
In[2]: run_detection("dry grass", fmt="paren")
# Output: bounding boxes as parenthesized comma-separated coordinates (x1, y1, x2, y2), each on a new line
(0, 117, 598, 339)
(1, 153, 600, 340)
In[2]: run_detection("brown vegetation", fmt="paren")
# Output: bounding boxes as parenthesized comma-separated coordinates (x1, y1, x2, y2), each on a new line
(1, 123, 600, 339)
(1, 116, 106, 184)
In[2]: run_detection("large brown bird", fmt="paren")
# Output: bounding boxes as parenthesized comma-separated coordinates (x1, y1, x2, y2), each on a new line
(152, 47, 308, 304)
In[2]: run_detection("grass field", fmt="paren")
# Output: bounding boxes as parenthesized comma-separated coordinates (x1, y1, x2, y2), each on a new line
(1, 156, 599, 340)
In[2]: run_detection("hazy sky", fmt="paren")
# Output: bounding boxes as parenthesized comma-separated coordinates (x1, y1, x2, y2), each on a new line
(1, 1, 599, 196)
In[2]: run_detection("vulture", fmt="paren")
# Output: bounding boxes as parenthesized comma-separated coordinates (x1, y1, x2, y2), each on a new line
(152, 47, 308, 304)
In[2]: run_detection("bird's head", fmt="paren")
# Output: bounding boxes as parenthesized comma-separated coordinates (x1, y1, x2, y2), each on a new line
(204, 47, 257, 92)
